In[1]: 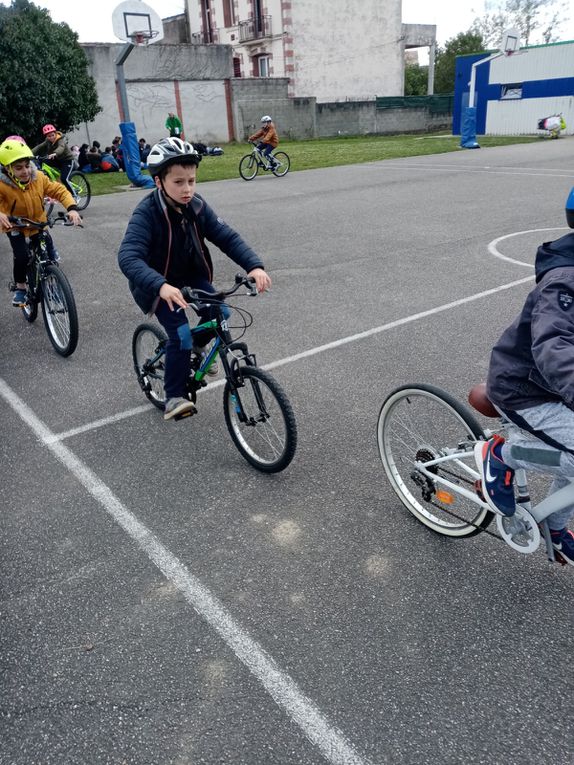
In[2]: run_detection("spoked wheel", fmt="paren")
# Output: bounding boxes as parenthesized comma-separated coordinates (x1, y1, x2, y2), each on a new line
(223, 366, 297, 472)
(271, 152, 290, 177)
(70, 171, 91, 211)
(132, 323, 167, 410)
(239, 154, 258, 181)
(40, 265, 79, 356)
(377, 383, 494, 537)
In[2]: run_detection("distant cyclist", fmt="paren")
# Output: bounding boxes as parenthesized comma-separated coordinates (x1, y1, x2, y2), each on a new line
(249, 115, 279, 168)
(32, 124, 76, 198)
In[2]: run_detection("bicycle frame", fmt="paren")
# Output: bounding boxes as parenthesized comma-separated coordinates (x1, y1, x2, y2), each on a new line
(414, 416, 571, 561)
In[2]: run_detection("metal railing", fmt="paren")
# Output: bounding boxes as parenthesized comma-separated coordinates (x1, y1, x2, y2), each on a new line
(238, 15, 272, 43)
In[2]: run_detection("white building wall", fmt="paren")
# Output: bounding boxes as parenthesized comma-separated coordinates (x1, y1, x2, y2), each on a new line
(184, 0, 403, 101)
(485, 41, 574, 135)
(489, 41, 574, 82)
(486, 96, 574, 135)
(290, 0, 402, 101)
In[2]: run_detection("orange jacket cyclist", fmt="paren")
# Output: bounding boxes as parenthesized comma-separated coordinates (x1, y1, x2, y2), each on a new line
(0, 138, 81, 306)
(248, 115, 279, 167)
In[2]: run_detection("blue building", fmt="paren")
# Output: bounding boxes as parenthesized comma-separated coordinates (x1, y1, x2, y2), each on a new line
(453, 40, 574, 136)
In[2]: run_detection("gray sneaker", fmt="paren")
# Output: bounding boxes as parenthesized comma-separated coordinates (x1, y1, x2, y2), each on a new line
(164, 397, 197, 421)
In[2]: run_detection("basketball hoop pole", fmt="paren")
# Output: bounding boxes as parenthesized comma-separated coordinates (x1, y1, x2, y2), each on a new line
(116, 41, 135, 122)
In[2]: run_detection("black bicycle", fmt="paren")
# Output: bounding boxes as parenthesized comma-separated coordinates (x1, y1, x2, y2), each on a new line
(132, 275, 297, 473)
(239, 141, 290, 181)
(8, 213, 80, 357)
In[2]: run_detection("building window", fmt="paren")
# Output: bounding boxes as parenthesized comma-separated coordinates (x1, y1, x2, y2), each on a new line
(500, 83, 522, 100)
(233, 57, 242, 77)
(223, 0, 235, 27)
(256, 55, 271, 77)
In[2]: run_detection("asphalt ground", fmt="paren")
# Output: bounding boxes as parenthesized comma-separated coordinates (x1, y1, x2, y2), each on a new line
(1, 139, 573, 765)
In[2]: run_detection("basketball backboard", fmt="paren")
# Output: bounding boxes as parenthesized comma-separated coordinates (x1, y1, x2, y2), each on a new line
(500, 28, 520, 55)
(112, 0, 164, 44)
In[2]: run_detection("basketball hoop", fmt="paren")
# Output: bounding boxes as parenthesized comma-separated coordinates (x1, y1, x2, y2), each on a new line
(130, 29, 159, 46)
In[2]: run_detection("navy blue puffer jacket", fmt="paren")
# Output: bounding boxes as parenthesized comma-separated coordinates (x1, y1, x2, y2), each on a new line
(118, 189, 263, 314)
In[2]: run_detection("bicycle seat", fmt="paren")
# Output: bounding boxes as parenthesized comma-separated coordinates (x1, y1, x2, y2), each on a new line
(468, 383, 499, 418)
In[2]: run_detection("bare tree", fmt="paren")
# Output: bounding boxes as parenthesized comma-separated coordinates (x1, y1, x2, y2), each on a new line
(470, 0, 566, 47)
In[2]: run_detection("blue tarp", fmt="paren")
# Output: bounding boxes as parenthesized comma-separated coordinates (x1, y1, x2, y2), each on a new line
(460, 107, 480, 149)
(119, 122, 154, 188)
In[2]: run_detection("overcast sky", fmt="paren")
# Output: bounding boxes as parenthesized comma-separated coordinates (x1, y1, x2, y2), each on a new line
(2, 1, 571, 46)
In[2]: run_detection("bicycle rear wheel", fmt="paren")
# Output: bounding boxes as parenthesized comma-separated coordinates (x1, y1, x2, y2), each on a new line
(223, 366, 297, 472)
(272, 152, 290, 177)
(70, 171, 91, 211)
(40, 264, 79, 356)
(132, 323, 167, 410)
(377, 384, 493, 537)
(239, 154, 258, 181)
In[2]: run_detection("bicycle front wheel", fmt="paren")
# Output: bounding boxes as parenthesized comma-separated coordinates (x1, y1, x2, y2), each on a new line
(272, 152, 290, 177)
(132, 323, 167, 409)
(70, 171, 91, 211)
(40, 264, 79, 356)
(223, 366, 297, 472)
(21, 261, 39, 323)
(239, 154, 258, 181)
(377, 384, 493, 537)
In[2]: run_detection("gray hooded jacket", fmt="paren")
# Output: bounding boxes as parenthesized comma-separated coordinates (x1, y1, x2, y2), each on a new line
(487, 232, 574, 411)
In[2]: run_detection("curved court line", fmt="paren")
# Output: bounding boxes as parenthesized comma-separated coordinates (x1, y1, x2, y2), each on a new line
(488, 227, 568, 268)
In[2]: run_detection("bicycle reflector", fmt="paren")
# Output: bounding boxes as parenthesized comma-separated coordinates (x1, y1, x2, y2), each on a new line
(435, 489, 455, 505)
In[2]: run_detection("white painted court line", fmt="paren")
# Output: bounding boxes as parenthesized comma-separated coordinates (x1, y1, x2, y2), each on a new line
(50, 276, 534, 442)
(0, 377, 372, 765)
(379, 162, 574, 179)
(488, 227, 568, 268)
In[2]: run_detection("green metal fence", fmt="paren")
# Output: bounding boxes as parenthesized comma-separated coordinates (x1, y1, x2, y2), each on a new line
(376, 95, 454, 114)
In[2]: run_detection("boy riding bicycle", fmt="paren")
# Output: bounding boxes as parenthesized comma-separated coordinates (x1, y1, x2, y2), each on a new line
(0, 138, 81, 306)
(117, 137, 271, 421)
(248, 115, 279, 168)
(475, 194, 574, 566)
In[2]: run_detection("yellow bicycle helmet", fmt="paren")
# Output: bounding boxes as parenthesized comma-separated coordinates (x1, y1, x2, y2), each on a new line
(0, 138, 34, 167)
(0, 139, 34, 189)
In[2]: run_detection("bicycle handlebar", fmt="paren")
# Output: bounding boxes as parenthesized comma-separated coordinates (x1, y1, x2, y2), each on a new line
(182, 274, 257, 304)
(8, 212, 82, 229)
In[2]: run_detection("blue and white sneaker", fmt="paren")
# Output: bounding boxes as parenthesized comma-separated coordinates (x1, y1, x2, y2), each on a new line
(550, 528, 574, 566)
(474, 435, 516, 516)
(12, 288, 26, 307)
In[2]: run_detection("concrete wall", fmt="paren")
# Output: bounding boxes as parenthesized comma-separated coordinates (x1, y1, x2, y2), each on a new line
(69, 42, 450, 148)
(68, 43, 232, 148)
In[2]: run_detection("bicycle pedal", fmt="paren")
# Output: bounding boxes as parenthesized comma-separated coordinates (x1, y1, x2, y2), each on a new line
(474, 479, 485, 502)
(174, 407, 197, 421)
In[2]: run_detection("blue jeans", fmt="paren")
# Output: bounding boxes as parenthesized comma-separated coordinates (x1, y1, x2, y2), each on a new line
(154, 279, 229, 399)
(257, 142, 274, 161)
(500, 401, 574, 530)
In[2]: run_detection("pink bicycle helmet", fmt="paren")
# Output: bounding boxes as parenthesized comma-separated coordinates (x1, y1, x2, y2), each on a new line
(42, 124, 57, 135)
(6, 134, 26, 144)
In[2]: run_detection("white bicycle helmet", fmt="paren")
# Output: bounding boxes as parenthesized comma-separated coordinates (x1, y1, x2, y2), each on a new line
(261, 115, 272, 123)
(147, 137, 201, 176)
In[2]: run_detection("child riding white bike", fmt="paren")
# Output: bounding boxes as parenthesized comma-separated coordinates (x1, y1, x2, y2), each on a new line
(248, 115, 279, 168)
(475, 190, 574, 565)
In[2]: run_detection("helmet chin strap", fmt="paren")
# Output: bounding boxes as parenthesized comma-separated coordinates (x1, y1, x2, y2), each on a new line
(7, 167, 29, 190)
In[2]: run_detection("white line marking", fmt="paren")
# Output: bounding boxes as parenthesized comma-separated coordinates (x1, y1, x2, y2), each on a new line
(50, 276, 535, 442)
(0, 376, 372, 765)
(382, 163, 574, 179)
(487, 227, 568, 268)
(263, 276, 534, 373)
